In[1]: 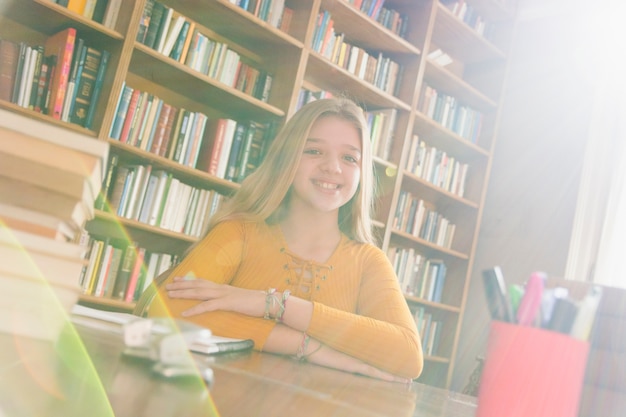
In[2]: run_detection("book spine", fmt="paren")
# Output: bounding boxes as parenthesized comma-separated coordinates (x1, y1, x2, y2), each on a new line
(84, 49, 109, 129)
(92, 0, 109, 24)
(69, 46, 101, 126)
(0, 39, 20, 102)
(64, 38, 85, 119)
(109, 84, 133, 140)
(44, 27, 77, 120)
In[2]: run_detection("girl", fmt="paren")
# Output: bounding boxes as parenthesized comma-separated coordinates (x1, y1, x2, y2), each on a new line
(146, 98, 423, 381)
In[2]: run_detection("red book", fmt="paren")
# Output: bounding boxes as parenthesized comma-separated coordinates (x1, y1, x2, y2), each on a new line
(44, 27, 77, 119)
(158, 107, 178, 157)
(196, 118, 227, 176)
(124, 247, 146, 303)
(149, 103, 174, 156)
(0, 39, 20, 102)
(119, 88, 141, 143)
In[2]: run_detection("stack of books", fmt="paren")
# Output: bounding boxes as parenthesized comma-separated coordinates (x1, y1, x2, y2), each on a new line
(0, 108, 108, 341)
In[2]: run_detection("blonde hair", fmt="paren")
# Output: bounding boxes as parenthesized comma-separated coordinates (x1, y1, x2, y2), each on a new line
(205, 98, 375, 244)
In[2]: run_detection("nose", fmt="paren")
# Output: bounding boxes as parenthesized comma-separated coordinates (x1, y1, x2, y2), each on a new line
(320, 153, 341, 173)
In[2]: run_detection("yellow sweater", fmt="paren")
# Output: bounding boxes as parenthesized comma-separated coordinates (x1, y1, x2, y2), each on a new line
(149, 219, 423, 378)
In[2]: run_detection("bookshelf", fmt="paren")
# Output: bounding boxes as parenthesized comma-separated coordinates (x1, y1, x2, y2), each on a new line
(0, 0, 518, 388)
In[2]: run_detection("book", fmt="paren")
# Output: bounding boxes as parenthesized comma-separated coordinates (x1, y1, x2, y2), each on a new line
(224, 122, 246, 181)
(103, 246, 124, 298)
(112, 243, 137, 300)
(27, 45, 45, 110)
(0, 202, 77, 242)
(61, 38, 87, 123)
(160, 14, 186, 57)
(67, 41, 94, 125)
(82, 0, 99, 20)
(102, 0, 122, 29)
(16, 45, 34, 108)
(171, 20, 191, 61)
(84, 49, 109, 129)
(93, 240, 114, 297)
(95, 153, 119, 210)
(124, 247, 146, 302)
(154, 5, 174, 53)
(91, 0, 109, 24)
(109, 83, 133, 140)
(196, 118, 228, 176)
(150, 103, 176, 157)
(0, 125, 101, 203)
(35, 53, 53, 110)
(136, 0, 155, 44)
(143, 1, 165, 49)
(67, 0, 87, 15)
(119, 88, 141, 143)
(0, 39, 20, 102)
(44, 27, 77, 119)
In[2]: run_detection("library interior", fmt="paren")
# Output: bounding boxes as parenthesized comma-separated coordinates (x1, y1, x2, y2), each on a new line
(0, 0, 624, 416)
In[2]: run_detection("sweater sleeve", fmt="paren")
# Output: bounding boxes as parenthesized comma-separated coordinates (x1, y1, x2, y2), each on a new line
(306, 246, 423, 379)
(147, 220, 276, 349)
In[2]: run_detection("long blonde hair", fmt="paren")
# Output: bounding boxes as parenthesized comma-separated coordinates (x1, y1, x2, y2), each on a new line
(205, 98, 375, 244)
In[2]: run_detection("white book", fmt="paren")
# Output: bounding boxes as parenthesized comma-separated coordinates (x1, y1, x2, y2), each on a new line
(161, 15, 186, 57)
(94, 243, 114, 297)
(159, 177, 180, 230)
(82, 0, 98, 19)
(138, 173, 160, 224)
(103, 0, 122, 29)
(215, 119, 238, 179)
(147, 171, 170, 226)
(21, 46, 39, 109)
(155, 7, 174, 54)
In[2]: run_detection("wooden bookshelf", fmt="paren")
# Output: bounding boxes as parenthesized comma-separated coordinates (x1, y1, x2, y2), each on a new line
(0, 0, 518, 388)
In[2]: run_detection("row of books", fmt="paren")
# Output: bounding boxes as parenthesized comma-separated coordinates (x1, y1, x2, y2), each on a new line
(136, 0, 273, 102)
(80, 236, 177, 303)
(229, 0, 293, 31)
(389, 246, 448, 303)
(109, 83, 272, 182)
(311, 10, 403, 96)
(414, 306, 443, 356)
(0, 29, 109, 129)
(365, 108, 397, 161)
(404, 135, 470, 197)
(344, 0, 409, 37)
(440, 0, 496, 41)
(102, 159, 225, 238)
(296, 88, 335, 111)
(420, 84, 484, 144)
(393, 191, 457, 249)
(53, 0, 121, 29)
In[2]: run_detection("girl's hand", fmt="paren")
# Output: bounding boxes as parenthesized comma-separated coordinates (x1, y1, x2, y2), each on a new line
(165, 277, 265, 318)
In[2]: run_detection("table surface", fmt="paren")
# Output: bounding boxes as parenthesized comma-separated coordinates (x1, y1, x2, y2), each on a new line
(0, 323, 477, 417)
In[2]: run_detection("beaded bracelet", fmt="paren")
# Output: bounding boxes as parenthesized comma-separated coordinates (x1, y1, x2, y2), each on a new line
(275, 290, 291, 322)
(263, 288, 277, 320)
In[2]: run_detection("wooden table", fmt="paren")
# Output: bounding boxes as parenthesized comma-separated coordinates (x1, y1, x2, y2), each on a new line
(0, 324, 477, 417)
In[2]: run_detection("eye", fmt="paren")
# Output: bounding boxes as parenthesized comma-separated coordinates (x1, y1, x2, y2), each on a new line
(343, 154, 360, 164)
(303, 148, 321, 155)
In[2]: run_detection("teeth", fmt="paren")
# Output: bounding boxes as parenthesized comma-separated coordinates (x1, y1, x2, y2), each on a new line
(315, 181, 339, 190)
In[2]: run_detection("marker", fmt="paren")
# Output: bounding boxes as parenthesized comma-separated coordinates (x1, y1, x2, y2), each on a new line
(516, 271, 546, 326)
(570, 285, 602, 340)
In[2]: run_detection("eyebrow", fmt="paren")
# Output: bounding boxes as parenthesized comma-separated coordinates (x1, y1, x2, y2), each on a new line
(305, 137, 362, 154)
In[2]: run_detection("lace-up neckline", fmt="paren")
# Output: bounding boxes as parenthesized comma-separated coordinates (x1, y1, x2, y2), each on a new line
(270, 224, 342, 300)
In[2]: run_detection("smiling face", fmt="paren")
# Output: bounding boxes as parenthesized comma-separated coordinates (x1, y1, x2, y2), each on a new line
(288, 115, 363, 217)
